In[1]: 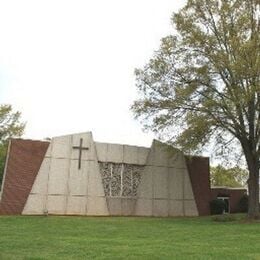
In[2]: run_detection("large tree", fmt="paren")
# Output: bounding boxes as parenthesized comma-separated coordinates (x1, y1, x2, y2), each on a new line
(0, 104, 25, 184)
(132, 0, 260, 218)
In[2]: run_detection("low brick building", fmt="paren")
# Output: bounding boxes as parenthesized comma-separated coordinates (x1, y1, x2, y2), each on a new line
(211, 187, 247, 213)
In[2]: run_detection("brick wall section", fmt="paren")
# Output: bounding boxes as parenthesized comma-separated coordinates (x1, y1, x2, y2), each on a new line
(0, 139, 49, 215)
(185, 156, 211, 216)
(211, 188, 247, 213)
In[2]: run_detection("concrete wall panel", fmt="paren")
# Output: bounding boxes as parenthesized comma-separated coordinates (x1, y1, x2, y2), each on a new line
(22, 194, 45, 215)
(184, 169, 195, 200)
(30, 158, 50, 194)
(66, 196, 86, 215)
(45, 142, 52, 157)
(48, 159, 70, 195)
(123, 145, 138, 164)
(96, 142, 149, 165)
(95, 142, 108, 162)
(149, 141, 169, 166)
(71, 132, 95, 161)
(51, 135, 72, 159)
(106, 144, 123, 163)
(107, 197, 121, 215)
(87, 161, 105, 197)
(149, 141, 186, 169)
(137, 167, 153, 199)
(153, 199, 168, 217)
(184, 200, 198, 216)
(138, 147, 150, 165)
(47, 195, 66, 214)
(168, 150, 186, 169)
(121, 199, 135, 216)
(87, 196, 109, 216)
(168, 168, 184, 200)
(135, 199, 152, 216)
(169, 200, 184, 216)
(68, 160, 88, 196)
(153, 167, 168, 199)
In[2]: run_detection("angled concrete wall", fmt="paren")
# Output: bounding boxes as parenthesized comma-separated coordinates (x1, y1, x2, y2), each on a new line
(135, 140, 198, 217)
(23, 132, 109, 216)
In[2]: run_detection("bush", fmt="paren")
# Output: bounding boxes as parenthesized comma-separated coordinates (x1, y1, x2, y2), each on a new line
(212, 214, 237, 222)
(210, 199, 225, 215)
(238, 194, 248, 213)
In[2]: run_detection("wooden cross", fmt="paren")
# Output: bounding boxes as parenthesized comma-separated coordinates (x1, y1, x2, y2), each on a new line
(73, 138, 89, 169)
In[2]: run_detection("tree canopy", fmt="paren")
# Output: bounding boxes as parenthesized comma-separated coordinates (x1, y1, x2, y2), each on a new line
(210, 165, 247, 188)
(0, 104, 25, 144)
(0, 104, 25, 184)
(132, 0, 260, 218)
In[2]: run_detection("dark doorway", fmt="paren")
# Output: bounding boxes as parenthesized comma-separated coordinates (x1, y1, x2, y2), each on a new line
(217, 196, 230, 213)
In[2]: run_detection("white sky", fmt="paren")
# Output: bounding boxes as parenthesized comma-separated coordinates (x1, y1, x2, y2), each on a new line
(0, 0, 185, 147)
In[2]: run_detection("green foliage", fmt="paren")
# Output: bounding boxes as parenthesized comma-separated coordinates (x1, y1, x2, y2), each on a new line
(132, 0, 260, 216)
(212, 214, 237, 222)
(0, 104, 25, 144)
(132, 0, 259, 154)
(0, 144, 7, 185)
(211, 165, 248, 187)
(0, 104, 25, 185)
(210, 199, 226, 215)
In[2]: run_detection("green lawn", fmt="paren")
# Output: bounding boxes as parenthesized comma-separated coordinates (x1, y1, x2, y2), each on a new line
(0, 215, 259, 260)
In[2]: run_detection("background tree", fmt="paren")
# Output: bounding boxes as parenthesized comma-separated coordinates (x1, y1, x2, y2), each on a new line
(0, 104, 25, 184)
(132, 0, 260, 218)
(210, 165, 248, 188)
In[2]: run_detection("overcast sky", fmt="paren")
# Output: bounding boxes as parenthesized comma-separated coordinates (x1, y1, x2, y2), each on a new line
(0, 0, 186, 147)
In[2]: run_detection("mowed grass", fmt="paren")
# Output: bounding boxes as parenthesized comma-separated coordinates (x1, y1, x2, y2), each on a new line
(0, 215, 259, 260)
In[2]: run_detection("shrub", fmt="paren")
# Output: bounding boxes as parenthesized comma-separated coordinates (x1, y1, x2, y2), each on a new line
(210, 199, 225, 215)
(238, 194, 248, 213)
(212, 214, 237, 222)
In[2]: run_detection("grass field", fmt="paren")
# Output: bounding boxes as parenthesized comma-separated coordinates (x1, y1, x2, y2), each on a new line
(0, 215, 259, 260)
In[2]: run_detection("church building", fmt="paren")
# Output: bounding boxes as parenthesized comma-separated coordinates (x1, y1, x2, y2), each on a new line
(0, 132, 245, 216)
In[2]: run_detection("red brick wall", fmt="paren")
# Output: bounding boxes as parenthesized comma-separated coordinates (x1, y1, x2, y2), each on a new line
(0, 139, 49, 215)
(211, 188, 247, 213)
(185, 156, 211, 216)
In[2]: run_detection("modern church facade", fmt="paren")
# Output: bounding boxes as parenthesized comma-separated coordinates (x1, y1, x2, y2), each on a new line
(0, 132, 245, 216)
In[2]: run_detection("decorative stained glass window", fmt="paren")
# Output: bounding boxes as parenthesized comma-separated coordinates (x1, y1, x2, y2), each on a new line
(99, 162, 143, 197)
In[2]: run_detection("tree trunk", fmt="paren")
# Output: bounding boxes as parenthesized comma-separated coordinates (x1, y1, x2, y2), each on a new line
(247, 168, 259, 219)
(245, 150, 259, 219)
